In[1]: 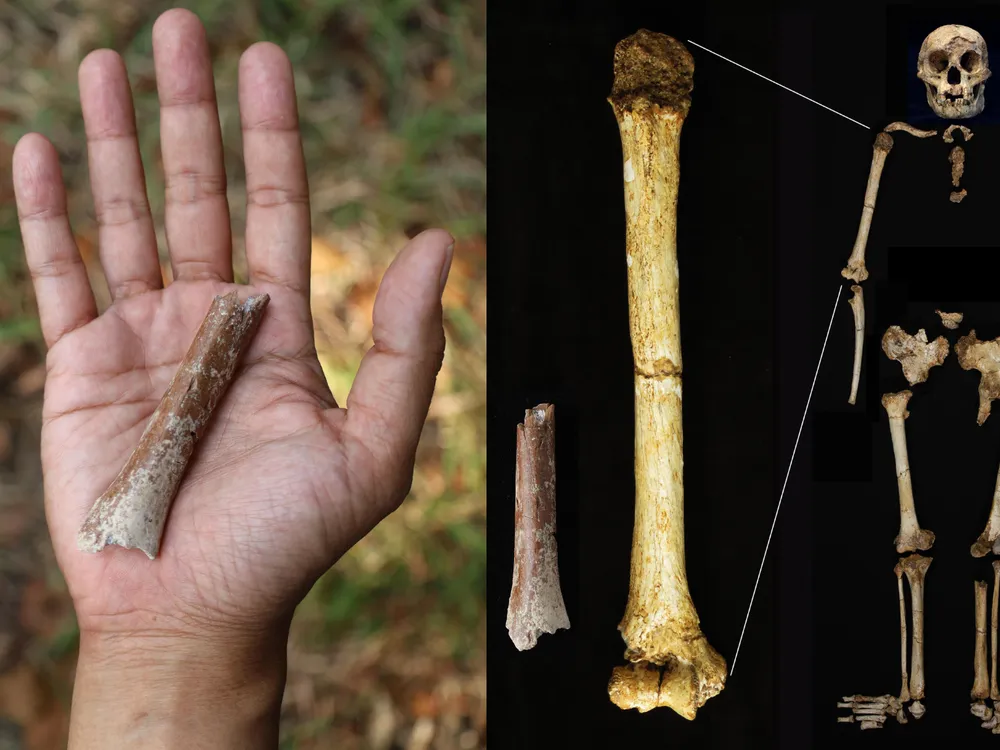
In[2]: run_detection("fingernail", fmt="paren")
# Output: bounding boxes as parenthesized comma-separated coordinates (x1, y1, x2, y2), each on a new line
(439, 241, 455, 295)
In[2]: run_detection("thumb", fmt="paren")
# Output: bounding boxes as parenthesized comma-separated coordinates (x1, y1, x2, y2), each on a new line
(342, 228, 454, 511)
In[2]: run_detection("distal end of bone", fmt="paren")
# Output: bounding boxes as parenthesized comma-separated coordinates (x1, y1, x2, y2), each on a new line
(841, 264, 868, 283)
(881, 390, 912, 419)
(881, 327, 950, 385)
(608, 638, 726, 717)
(909, 700, 926, 720)
(936, 310, 963, 330)
(896, 528, 935, 554)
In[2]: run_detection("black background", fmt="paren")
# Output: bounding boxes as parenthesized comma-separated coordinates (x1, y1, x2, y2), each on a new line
(490, 1, 1000, 747)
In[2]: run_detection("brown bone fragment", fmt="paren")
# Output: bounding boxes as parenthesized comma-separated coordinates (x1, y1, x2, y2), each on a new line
(506, 403, 570, 650)
(943, 124, 974, 143)
(936, 310, 964, 330)
(606, 29, 726, 718)
(77, 291, 269, 559)
(955, 331, 1000, 425)
(951, 189, 968, 203)
(950, 146, 966, 187)
(881, 326, 949, 386)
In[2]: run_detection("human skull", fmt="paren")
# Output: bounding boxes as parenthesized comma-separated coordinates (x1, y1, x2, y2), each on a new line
(916, 24, 991, 119)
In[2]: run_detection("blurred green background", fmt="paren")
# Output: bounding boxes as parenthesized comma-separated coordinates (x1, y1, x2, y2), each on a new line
(0, 1, 485, 748)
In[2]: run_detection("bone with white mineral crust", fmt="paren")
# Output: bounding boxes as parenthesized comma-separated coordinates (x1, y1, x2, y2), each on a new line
(606, 29, 726, 719)
(936, 310, 964, 330)
(506, 403, 570, 650)
(956, 331, 1000, 425)
(883, 392, 935, 553)
(881, 327, 949, 386)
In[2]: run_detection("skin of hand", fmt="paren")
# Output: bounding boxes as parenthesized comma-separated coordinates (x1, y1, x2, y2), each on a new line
(11, 9, 454, 748)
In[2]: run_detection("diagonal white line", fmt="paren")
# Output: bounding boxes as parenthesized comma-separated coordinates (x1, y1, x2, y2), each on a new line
(686, 40, 870, 130)
(729, 284, 844, 675)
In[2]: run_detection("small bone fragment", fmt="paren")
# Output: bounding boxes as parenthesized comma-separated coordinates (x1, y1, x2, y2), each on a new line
(896, 562, 910, 703)
(842, 132, 893, 283)
(971, 466, 1000, 557)
(860, 719, 884, 730)
(77, 291, 270, 559)
(985, 714, 999, 730)
(901, 554, 932, 702)
(848, 285, 864, 405)
(910, 700, 926, 720)
(972, 701, 994, 720)
(950, 146, 965, 187)
(943, 124, 974, 143)
(836, 716, 855, 723)
(606, 29, 726, 718)
(951, 189, 968, 203)
(993, 561, 1000, 700)
(883, 393, 935, 553)
(506, 403, 570, 650)
(975, 581, 991, 699)
(881, 326, 949, 385)
(896, 707, 908, 724)
(955, 331, 1000, 425)
(936, 310, 964, 330)
(884, 121, 937, 137)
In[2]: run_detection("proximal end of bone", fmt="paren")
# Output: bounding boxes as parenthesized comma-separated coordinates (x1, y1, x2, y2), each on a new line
(936, 310, 964, 330)
(76, 291, 270, 559)
(884, 122, 937, 138)
(609, 30, 693, 117)
(881, 390, 912, 419)
(881, 327, 949, 386)
(506, 403, 570, 650)
(955, 331, 1000, 425)
(608, 641, 726, 718)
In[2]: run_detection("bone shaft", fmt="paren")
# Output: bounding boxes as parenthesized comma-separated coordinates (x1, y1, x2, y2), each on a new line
(909, 578, 926, 700)
(993, 564, 999, 700)
(844, 139, 891, 272)
(848, 286, 864, 405)
(887, 416, 920, 535)
(506, 404, 570, 650)
(898, 572, 909, 702)
(975, 581, 990, 699)
(76, 292, 269, 559)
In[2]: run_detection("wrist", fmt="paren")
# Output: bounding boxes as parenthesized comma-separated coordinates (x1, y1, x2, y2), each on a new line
(69, 625, 288, 749)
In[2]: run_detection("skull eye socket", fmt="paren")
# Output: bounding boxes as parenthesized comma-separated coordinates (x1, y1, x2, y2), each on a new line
(929, 51, 949, 72)
(961, 50, 982, 72)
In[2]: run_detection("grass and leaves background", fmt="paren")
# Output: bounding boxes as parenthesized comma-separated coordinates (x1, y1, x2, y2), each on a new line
(0, 1, 485, 747)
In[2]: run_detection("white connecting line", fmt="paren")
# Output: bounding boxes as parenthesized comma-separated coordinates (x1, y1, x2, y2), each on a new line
(729, 285, 843, 674)
(686, 40, 870, 130)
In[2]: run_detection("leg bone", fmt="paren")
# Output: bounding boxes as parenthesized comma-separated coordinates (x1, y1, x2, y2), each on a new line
(883, 392, 934, 553)
(975, 580, 990, 700)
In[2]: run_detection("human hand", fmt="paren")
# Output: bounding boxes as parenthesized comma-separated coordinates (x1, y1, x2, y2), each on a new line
(12, 9, 452, 748)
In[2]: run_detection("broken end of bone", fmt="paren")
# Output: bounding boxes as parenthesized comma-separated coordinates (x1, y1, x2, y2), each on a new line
(609, 31, 693, 117)
(608, 639, 726, 718)
(951, 189, 968, 203)
(77, 494, 162, 560)
(505, 597, 570, 651)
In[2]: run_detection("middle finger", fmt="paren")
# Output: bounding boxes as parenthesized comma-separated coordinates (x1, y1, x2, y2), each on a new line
(152, 9, 232, 282)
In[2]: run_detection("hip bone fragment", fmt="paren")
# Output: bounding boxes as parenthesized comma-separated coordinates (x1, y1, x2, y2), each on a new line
(506, 403, 570, 650)
(605, 29, 726, 718)
(955, 331, 1000, 425)
(77, 291, 269, 559)
(881, 326, 949, 386)
(883, 392, 935, 553)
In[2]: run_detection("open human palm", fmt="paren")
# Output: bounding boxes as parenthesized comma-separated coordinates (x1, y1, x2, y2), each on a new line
(12, 10, 453, 645)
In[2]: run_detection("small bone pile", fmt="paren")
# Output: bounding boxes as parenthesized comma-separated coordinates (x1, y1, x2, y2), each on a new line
(970, 563, 1000, 732)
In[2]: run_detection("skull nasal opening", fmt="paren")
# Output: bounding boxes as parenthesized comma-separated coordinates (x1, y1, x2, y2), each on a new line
(948, 66, 962, 84)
